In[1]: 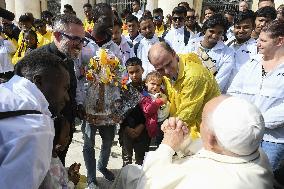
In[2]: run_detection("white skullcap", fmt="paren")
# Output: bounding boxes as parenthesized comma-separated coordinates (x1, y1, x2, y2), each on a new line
(211, 97, 265, 156)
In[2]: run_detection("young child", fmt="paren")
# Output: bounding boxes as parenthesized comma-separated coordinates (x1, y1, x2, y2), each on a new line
(40, 117, 81, 189)
(119, 57, 150, 166)
(140, 71, 170, 147)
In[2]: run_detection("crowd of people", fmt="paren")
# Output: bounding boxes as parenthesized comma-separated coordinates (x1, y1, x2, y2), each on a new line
(0, 0, 284, 188)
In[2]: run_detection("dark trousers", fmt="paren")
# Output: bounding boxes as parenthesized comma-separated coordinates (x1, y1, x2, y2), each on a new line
(121, 128, 150, 166)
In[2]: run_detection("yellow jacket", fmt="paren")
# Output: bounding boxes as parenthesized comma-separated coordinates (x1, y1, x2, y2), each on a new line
(37, 31, 53, 47)
(163, 54, 220, 138)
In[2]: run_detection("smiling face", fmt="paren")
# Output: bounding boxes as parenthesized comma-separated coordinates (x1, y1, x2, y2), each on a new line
(234, 18, 254, 43)
(203, 25, 225, 47)
(257, 31, 279, 57)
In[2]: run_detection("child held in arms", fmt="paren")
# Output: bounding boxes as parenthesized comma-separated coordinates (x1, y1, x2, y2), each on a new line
(119, 57, 150, 166)
(140, 71, 170, 147)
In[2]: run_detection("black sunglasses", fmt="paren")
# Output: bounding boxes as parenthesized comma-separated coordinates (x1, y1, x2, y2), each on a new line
(60, 32, 87, 46)
(186, 16, 196, 20)
(172, 16, 184, 22)
(154, 15, 162, 20)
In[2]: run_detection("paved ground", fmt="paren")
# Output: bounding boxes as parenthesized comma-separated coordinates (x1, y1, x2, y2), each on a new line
(66, 124, 123, 189)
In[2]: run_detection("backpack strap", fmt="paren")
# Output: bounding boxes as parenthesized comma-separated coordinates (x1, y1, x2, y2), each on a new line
(0, 110, 42, 120)
(127, 41, 133, 48)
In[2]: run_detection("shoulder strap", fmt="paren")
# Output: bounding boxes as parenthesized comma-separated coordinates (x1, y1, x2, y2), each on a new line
(184, 29, 191, 46)
(127, 41, 133, 48)
(0, 110, 42, 120)
(158, 37, 165, 42)
(161, 30, 169, 39)
(134, 41, 141, 57)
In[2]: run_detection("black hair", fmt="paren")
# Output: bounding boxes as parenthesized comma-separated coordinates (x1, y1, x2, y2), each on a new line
(153, 8, 163, 15)
(41, 10, 53, 19)
(19, 15, 32, 23)
(83, 3, 92, 9)
(132, 0, 140, 6)
(0, 7, 15, 21)
(178, 2, 190, 11)
(258, 0, 274, 5)
(126, 57, 142, 67)
(139, 14, 153, 23)
(224, 10, 235, 16)
(93, 3, 112, 22)
(64, 4, 73, 11)
(143, 10, 152, 17)
(126, 14, 138, 23)
(202, 13, 229, 34)
(172, 6, 187, 16)
(24, 29, 38, 44)
(234, 10, 255, 25)
(34, 18, 45, 25)
(14, 51, 68, 81)
(113, 17, 123, 28)
(255, 6, 277, 20)
(121, 9, 132, 18)
(204, 6, 217, 13)
(262, 20, 284, 38)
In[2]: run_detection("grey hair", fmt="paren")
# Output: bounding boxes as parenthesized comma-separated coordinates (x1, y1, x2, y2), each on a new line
(53, 14, 83, 32)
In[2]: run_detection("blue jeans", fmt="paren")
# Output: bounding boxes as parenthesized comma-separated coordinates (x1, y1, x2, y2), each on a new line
(82, 121, 116, 184)
(261, 140, 284, 171)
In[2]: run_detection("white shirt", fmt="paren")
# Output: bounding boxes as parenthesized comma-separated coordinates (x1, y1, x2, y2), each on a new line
(136, 35, 160, 79)
(0, 75, 54, 189)
(189, 39, 235, 93)
(226, 37, 258, 73)
(125, 33, 144, 47)
(227, 55, 284, 143)
(164, 26, 189, 54)
(132, 10, 143, 20)
(119, 35, 135, 67)
(226, 26, 234, 40)
(0, 39, 16, 73)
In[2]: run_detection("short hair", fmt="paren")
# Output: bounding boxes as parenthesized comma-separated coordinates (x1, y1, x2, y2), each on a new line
(93, 3, 112, 22)
(204, 6, 217, 13)
(19, 15, 32, 23)
(153, 8, 163, 15)
(234, 10, 255, 25)
(126, 57, 142, 67)
(139, 15, 153, 23)
(64, 4, 73, 11)
(41, 10, 53, 19)
(24, 29, 38, 44)
(14, 51, 68, 81)
(113, 17, 123, 28)
(34, 18, 45, 25)
(172, 6, 187, 16)
(143, 10, 152, 17)
(83, 3, 92, 9)
(53, 14, 83, 32)
(145, 71, 163, 83)
(178, 2, 190, 11)
(132, 0, 140, 6)
(262, 20, 284, 38)
(255, 6, 277, 20)
(258, 0, 274, 5)
(224, 10, 235, 17)
(126, 14, 138, 23)
(202, 13, 229, 34)
(121, 9, 132, 18)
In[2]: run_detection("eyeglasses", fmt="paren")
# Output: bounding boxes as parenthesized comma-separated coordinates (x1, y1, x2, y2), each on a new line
(154, 15, 162, 21)
(186, 16, 196, 20)
(172, 16, 184, 22)
(60, 32, 87, 46)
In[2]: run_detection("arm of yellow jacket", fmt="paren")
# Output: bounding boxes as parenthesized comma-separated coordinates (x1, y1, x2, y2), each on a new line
(139, 144, 188, 189)
(175, 75, 208, 129)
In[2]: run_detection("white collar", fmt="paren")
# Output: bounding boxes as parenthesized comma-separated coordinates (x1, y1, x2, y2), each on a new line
(141, 35, 159, 45)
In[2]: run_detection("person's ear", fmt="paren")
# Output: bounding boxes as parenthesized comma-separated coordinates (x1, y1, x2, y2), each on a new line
(33, 75, 44, 90)
(277, 36, 284, 46)
(53, 31, 62, 41)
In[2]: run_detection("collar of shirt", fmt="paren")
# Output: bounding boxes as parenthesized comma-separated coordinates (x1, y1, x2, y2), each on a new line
(119, 35, 128, 47)
(2, 75, 52, 117)
(140, 35, 159, 46)
(195, 149, 261, 164)
(173, 26, 185, 35)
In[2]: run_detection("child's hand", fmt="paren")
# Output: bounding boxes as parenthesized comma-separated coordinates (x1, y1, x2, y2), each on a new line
(68, 163, 81, 185)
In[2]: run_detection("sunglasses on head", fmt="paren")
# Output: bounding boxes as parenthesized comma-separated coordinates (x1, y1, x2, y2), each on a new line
(172, 16, 184, 22)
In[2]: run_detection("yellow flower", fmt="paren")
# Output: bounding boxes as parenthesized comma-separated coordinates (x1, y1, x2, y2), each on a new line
(99, 49, 108, 65)
(89, 58, 97, 69)
(108, 57, 119, 67)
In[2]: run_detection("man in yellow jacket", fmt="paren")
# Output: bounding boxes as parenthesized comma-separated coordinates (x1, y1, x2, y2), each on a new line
(148, 42, 220, 138)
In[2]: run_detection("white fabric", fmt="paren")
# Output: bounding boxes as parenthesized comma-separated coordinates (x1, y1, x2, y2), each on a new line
(164, 26, 189, 54)
(74, 58, 86, 105)
(136, 35, 160, 79)
(188, 39, 235, 93)
(149, 92, 170, 122)
(227, 55, 284, 143)
(226, 37, 258, 73)
(125, 33, 144, 47)
(119, 35, 135, 67)
(211, 97, 265, 155)
(116, 145, 273, 189)
(226, 26, 234, 40)
(132, 10, 143, 21)
(0, 75, 54, 189)
(0, 39, 16, 73)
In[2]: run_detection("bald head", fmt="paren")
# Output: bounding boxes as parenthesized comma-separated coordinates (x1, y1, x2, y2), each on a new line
(201, 95, 265, 156)
(148, 42, 179, 80)
(239, 1, 249, 12)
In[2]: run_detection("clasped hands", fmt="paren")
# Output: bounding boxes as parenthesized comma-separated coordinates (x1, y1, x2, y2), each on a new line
(161, 117, 189, 152)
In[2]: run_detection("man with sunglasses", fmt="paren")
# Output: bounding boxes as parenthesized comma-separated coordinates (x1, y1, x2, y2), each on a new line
(153, 8, 168, 37)
(34, 19, 52, 47)
(185, 8, 202, 39)
(34, 14, 85, 166)
(163, 6, 192, 53)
